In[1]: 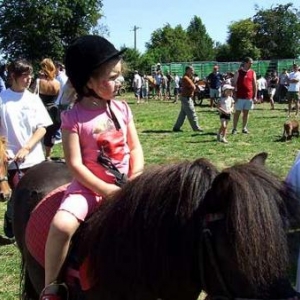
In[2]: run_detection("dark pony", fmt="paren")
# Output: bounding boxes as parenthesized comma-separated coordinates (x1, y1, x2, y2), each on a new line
(82, 158, 218, 300)
(13, 153, 300, 299)
(82, 153, 300, 299)
(14, 157, 218, 300)
(199, 153, 300, 298)
(0, 136, 12, 201)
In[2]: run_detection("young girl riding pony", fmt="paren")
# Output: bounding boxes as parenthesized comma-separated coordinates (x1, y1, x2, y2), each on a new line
(41, 35, 144, 299)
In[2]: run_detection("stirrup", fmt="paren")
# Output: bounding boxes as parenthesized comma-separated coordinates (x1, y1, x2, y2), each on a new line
(40, 282, 69, 300)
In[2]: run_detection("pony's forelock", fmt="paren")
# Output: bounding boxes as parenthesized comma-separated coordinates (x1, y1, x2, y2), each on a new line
(221, 163, 290, 286)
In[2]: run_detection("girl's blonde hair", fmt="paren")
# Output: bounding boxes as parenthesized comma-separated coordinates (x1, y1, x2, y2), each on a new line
(40, 58, 56, 80)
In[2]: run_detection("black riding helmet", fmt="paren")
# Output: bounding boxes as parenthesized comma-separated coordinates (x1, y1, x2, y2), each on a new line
(65, 35, 126, 96)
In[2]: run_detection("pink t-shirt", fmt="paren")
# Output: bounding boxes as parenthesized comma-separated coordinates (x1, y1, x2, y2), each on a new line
(61, 99, 132, 195)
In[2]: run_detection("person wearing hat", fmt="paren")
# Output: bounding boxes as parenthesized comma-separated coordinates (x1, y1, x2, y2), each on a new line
(231, 57, 257, 134)
(217, 84, 235, 143)
(41, 35, 144, 299)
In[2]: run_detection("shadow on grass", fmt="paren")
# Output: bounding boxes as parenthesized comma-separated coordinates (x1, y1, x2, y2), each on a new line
(142, 130, 172, 134)
(141, 130, 216, 135)
(274, 135, 300, 142)
(191, 132, 216, 137)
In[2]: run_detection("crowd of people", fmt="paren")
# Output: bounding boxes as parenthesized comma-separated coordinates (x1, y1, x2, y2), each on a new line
(1, 36, 300, 298)
(133, 58, 299, 144)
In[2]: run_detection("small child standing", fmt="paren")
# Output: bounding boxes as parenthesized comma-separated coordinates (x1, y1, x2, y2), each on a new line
(217, 84, 235, 143)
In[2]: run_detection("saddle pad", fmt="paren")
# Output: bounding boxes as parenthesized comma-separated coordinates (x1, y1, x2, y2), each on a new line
(25, 184, 69, 267)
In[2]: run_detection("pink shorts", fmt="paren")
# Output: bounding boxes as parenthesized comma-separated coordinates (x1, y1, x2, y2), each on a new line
(59, 192, 103, 222)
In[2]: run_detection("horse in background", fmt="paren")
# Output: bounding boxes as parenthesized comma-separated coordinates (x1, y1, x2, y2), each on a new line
(13, 153, 300, 299)
(0, 136, 12, 202)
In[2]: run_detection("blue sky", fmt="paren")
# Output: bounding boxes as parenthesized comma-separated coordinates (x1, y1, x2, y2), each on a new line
(100, 0, 295, 53)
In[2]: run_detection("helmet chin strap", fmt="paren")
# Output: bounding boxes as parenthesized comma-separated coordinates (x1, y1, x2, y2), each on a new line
(85, 88, 104, 100)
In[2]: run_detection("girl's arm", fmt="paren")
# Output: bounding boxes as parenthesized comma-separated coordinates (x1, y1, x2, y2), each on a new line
(62, 129, 120, 197)
(126, 119, 144, 180)
(14, 127, 46, 162)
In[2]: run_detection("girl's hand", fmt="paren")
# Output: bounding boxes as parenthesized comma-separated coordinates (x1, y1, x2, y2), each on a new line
(14, 146, 30, 163)
(104, 184, 121, 198)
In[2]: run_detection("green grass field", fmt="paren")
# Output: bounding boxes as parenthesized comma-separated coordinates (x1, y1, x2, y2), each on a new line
(0, 94, 299, 298)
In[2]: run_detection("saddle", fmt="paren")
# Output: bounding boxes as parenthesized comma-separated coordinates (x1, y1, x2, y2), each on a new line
(25, 185, 91, 296)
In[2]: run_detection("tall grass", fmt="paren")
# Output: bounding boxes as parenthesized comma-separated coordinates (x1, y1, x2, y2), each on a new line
(0, 94, 299, 298)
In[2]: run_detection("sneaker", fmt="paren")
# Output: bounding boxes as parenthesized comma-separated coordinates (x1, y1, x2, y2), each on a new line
(173, 128, 183, 132)
(217, 133, 222, 141)
(3, 212, 14, 239)
(54, 138, 62, 145)
(242, 128, 249, 134)
(40, 282, 68, 300)
(221, 137, 228, 143)
(231, 128, 237, 135)
(194, 128, 204, 132)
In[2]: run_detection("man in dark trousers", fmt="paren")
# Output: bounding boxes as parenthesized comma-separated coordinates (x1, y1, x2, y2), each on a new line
(173, 65, 203, 132)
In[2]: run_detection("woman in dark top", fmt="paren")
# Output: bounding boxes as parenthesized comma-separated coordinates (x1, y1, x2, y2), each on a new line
(267, 71, 279, 110)
(34, 58, 60, 160)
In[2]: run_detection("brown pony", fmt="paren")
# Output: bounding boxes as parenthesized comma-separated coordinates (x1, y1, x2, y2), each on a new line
(13, 153, 300, 300)
(0, 136, 12, 202)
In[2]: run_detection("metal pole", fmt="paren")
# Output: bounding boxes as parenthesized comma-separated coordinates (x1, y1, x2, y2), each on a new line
(132, 26, 140, 50)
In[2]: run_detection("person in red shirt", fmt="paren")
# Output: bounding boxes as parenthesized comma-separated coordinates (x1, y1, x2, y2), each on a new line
(231, 57, 257, 134)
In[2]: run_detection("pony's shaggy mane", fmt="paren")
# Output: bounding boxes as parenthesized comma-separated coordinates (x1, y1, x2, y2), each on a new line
(82, 158, 219, 295)
(211, 162, 300, 287)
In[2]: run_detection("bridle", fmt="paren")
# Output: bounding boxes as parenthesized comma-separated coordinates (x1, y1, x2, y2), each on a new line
(200, 213, 298, 300)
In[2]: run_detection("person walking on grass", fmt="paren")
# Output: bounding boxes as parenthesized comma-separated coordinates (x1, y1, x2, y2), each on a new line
(173, 65, 203, 132)
(231, 57, 257, 135)
(217, 84, 235, 143)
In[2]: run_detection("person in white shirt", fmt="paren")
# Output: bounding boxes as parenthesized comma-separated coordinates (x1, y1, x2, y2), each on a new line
(257, 75, 267, 103)
(286, 151, 300, 293)
(55, 62, 68, 106)
(173, 73, 180, 103)
(0, 59, 52, 239)
(287, 64, 300, 117)
(132, 70, 142, 103)
(278, 68, 289, 103)
(54, 62, 68, 142)
(217, 84, 235, 143)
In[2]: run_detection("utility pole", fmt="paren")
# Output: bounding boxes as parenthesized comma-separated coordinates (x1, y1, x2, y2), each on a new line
(132, 25, 140, 50)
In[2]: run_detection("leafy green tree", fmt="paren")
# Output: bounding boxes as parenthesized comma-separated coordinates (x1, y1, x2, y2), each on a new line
(253, 3, 300, 59)
(186, 16, 214, 61)
(122, 48, 142, 74)
(0, 0, 103, 63)
(227, 18, 261, 61)
(215, 43, 233, 62)
(145, 24, 193, 63)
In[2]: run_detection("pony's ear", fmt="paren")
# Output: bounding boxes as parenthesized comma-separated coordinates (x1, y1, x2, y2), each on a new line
(250, 152, 268, 165)
(206, 172, 231, 211)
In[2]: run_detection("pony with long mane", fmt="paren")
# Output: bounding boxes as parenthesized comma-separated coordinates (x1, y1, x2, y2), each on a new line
(0, 136, 11, 202)
(13, 153, 300, 299)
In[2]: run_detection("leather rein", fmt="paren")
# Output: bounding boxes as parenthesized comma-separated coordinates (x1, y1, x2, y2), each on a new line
(200, 213, 296, 300)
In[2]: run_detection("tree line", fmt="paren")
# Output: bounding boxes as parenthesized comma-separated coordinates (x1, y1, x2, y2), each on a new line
(0, 1, 299, 75)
